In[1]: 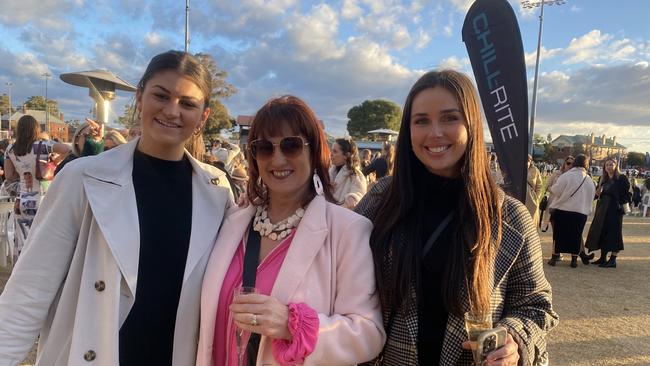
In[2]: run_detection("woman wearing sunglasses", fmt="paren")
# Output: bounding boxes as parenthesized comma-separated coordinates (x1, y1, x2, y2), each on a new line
(196, 95, 384, 365)
(0, 51, 232, 365)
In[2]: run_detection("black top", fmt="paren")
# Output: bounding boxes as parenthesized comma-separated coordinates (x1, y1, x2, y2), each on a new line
(119, 148, 193, 366)
(363, 157, 389, 178)
(415, 171, 462, 366)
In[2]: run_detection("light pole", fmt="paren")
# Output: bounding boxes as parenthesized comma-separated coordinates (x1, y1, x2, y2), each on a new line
(42, 72, 51, 133)
(185, 0, 190, 53)
(5, 81, 13, 136)
(522, 0, 566, 154)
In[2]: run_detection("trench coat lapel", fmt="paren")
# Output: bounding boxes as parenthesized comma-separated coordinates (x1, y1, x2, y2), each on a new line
(271, 195, 329, 303)
(183, 155, 232, 283)
(82, 139, 140, 296)
(82, 138, 231, 296)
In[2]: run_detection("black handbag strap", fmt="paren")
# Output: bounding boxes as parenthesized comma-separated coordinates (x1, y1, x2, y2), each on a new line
(242, 220, 262, 365)
(422, 210, 455, 257)
(242, 221, 261, 288)
(375, 211, 454, 365)
(570, 175, 588, 198)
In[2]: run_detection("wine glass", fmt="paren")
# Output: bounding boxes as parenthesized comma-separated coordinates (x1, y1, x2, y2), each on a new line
(464, 311, 492, 366)
(233, 286, 258, 366)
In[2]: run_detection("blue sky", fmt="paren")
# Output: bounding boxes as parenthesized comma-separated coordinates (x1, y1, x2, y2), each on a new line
(1, 0, 649, 152)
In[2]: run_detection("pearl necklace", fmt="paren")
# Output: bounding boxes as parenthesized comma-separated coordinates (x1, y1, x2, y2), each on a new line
(253, 204, 305, 240)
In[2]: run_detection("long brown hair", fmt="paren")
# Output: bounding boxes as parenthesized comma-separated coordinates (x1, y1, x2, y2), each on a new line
(13, 115, 40, 156)
(381, 141, 395, 176)
(371, 70, 502, 316)
(246, 95, 335, 206)
(334, 138, 361, 175)
(599, 157, 621, 187)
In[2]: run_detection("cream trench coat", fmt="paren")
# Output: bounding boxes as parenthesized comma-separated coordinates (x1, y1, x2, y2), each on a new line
(0, 139, 232, 366)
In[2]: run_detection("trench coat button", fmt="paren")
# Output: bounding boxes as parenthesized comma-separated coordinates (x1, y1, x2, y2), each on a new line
(84, 350, 96, 361)
(94, 281, 105, 292)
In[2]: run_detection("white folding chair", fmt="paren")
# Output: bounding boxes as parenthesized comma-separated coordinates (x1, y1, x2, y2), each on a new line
(0, 200, 15, 269)
(642, 193, 650, 218)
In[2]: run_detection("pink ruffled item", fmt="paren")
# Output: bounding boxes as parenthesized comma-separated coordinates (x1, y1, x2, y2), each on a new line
(272, 302, 319, 365)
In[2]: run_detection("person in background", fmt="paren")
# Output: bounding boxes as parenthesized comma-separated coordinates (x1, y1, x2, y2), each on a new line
(329, 138, 367, 209)
(547, 154, 596, 268)
(54, 119, 104, 175)
(230, 165, 248, 204)
(213, 139, 241, 175)
(0, 50, 233, 366)
(196, 95, 384, 365)
(362, 141, 394, 179)
(541, 155, 575, 232)
(360, 148, 372, 170)
(127, 124, 142, 141)
(3, 115, 70, 252)
(585, 158, 630, 268)
(355, 70, 556, 365)
(630, 178, 642, 211)
(526, 154, 543, 226)
(103, 130, 128, 151)
(488, 152, 504, 186)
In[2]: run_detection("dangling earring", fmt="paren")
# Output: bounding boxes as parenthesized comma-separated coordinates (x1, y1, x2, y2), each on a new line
(313, 169, 324, 196)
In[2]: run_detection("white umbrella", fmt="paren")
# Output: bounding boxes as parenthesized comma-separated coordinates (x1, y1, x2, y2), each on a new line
(367, 128, 399, 135)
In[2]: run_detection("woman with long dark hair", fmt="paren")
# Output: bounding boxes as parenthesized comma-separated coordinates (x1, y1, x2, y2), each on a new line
(355, 70, 557, 365)
(585, 157, 630, 268)
(0, 50, 233, 365)
(329, 138, 367, 209)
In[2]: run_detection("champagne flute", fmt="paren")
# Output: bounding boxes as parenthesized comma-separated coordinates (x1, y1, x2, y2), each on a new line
(464, 311, 492, 366)
(233, 286, 257, 366)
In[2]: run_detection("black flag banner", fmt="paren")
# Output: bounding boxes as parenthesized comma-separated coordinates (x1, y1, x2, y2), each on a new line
(462, 0, 528, 202)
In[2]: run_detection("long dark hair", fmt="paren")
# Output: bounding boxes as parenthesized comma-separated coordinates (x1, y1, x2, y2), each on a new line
(371, 70, 502, 316)
(334, 138, 361, 175)
(599, 157, 621, 187)
(13, 115, 40, 156)
(246, 95, 335, 206)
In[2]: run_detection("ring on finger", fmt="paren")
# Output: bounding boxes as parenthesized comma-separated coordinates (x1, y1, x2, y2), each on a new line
(250, 314, 258, 326)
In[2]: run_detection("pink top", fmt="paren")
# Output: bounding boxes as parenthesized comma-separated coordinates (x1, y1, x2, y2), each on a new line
(213, 229, 317, 365)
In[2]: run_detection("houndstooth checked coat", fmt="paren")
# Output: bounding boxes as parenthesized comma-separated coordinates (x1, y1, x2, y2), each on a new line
(355, 177, 558, 366)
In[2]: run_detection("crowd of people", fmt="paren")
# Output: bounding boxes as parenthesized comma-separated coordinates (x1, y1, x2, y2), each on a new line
(0, 49, 640, 366)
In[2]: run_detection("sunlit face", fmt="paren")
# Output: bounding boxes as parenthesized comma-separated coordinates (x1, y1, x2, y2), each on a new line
(605, 160, 616, 175)
(330, 142, 347, 167)
(410, 87, 468, 178)
(255, 124, 312, 201)
(136, 70, 209, 152)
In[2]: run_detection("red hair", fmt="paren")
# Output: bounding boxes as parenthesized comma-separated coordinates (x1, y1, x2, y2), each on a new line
(246, 95, 335, 205)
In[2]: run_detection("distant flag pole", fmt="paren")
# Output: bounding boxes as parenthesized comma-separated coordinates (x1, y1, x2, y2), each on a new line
(185, 0, 190, 53)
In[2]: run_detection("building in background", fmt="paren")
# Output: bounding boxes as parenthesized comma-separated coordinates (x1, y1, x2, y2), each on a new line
(551, 133, 626, 165)
(3, 107, 69, 142)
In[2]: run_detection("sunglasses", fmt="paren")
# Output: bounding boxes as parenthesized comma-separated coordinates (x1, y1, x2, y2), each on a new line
(566, 161, 574, 166)
(249, 136, 309, 160)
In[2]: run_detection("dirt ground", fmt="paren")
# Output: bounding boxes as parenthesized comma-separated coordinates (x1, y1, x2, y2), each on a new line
(1, 214, 649, 366)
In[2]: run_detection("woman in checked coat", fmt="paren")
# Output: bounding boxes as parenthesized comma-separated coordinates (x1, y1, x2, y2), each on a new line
(355, 70, 558, 366)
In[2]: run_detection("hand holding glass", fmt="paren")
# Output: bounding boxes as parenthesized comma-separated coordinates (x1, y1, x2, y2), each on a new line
(233, 286, 257, 366)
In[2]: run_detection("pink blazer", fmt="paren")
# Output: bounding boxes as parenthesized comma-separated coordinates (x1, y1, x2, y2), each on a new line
(197, 195, 385, 366)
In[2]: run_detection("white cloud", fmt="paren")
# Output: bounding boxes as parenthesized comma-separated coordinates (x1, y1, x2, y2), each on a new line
(438, 56, 465, 70)
(0, 0, 76, 29)
(287, 4, 344, 61)
(341, 0, 363, 19)
(525, 46, 562, 68)
(145, 32, 163, 46)
(415, 28, 432, 49)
